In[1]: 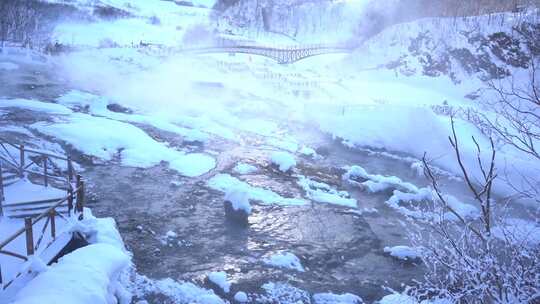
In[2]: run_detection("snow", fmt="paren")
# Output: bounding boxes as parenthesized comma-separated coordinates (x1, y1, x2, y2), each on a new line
(0, 98, 73, 115)
(11, 243, 130, 304)
(32, 113, 215, 177)
(260, 282, 310, 304)
(56, 90, 210, 144)
(0, 62, 19, 71)
(224, 188, 252, 214)
(343, 165, 479, 220)
(232, 163, 257, 175)
(299, 146, 319, 158)
(132, 275, 225, 304)
(492, 218, 540, 246)
(233, 291, 248, 302)
(0, 181, 71, 293)
(208, 174, 307, 206)
(386, 187, 480, 221)
(8, 209, 131, 304)
(313, 292, 363, 304)
(2, 179, 66, 205)
(343, 165, 419, 193)
(297, 176, 357, 208)
(208, 271, 231, 293)
(379, 294, 417, 304)
(270, 151, 296, 172)
(263, 252, 304, 272)
(267, 137, 299, 153)
(166, 230, 178, 238)
(384, 246, 420, 261)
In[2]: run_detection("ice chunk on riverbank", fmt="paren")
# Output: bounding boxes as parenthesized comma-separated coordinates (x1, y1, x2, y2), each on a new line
(379, 294, 417, 304)
(270, 151, 296, 172)
(234, 291, 248, 302)
(233, 163, 257, 175)
(387, 188, 479, 221)
(299, 146, 319, 158)
(297, 176, 357, 208)
(208, 272, 231, 293)
(313, 292, 363, 304)
(384, 246, 420, 261)
(225, 189, 252, 214)
(264, 252, 304, 272)
(343, 165, 419, 193)
(208, 174, 307, 206)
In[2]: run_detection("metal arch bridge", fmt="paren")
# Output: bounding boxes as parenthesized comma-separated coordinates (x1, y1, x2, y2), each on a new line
(182, 43, 354, 64)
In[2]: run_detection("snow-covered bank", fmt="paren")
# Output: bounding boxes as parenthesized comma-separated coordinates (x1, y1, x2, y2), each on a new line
(5, 210, 132, 304)
(11, 244, 130, 304)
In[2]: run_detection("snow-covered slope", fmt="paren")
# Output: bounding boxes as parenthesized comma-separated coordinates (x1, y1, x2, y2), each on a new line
(346, 11, 540, 83)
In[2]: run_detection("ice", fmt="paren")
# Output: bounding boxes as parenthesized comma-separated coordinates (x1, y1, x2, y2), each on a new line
(297, 176, 357, 208)
(133, 275, 225, 304)
(208, 174, 307, 206)
(224, 188, 252, 214)
(313, 292, 363, 304)
(267, 137, 299, 153)
(270, 151, 296, 172)
(299, 146, 319, 158)
(208, 271, 231, 293)
(384, 246, 420, 261)
(234, 291, 248, 302)
(32, 113, 215, 177)
(378, 294, 417, 304)
(0, 62, 19, 71)
(263, 252, 304, 272)
(0, 98, 73, 115)
(166, 231, 178, 238)
(260, 282, 310, 304)
(343, 165, 419, 193)
(232, 163, 258, 175)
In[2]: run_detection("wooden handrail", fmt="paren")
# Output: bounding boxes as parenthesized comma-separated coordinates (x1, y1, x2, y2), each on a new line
(0, 183, 83, 251)
(0, 139, 77, 196)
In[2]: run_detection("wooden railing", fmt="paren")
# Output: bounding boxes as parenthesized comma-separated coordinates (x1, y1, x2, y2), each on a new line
(0, 177, 85, 290)
(0, 139, 76, 215)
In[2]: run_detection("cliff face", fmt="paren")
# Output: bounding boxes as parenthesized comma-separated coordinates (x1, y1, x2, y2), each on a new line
(347, 11, 540, 84)
(214, 0, 367, 43)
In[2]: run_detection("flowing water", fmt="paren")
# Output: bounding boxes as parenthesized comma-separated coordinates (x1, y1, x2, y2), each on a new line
(0, 53, 483, 303)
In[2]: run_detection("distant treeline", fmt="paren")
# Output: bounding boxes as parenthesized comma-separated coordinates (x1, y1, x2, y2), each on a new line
(0, 0, 88, 50)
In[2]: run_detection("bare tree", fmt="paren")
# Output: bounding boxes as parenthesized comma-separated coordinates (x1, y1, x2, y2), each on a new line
(407, 118, 540, 303)
(480, 58, 540, 202)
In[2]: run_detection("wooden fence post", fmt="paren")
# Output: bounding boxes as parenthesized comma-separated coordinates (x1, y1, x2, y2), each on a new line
(43, 157, 48, 187)
(76, 175, 84, 218)
(24, 218, 34, 256)
(0, 161, 4, 217)
(19, 145, 25, 178)
(49, 210, 56, 239)
(67, 188, 73, 216)
(67, 156, 74, 184)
